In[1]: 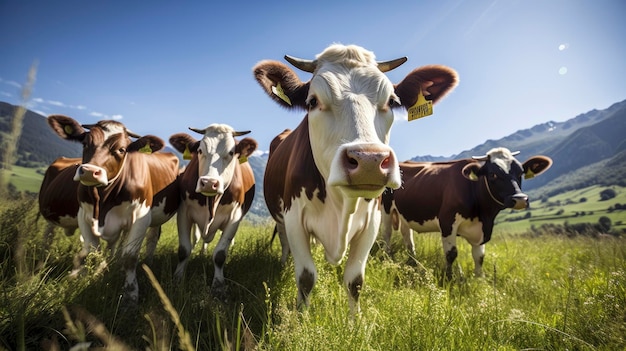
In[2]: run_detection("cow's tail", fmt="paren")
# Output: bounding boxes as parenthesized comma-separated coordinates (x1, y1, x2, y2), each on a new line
(270, 224, 278, 245)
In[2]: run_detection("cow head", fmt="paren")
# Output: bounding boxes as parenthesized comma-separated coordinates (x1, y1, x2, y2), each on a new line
(169, 124, 255, 196)
(462, 147, 553, 210)
(254, 44, 458, 198)
(47, 114, 165, 187)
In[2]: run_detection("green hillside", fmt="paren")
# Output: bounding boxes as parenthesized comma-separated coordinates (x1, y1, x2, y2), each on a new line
(0, 165, 45, 194)
(496, 184, 626, 234)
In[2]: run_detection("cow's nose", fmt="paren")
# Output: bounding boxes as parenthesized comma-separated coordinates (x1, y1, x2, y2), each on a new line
(511, 193, 529, 210)
(200, 178, 220, 191)
(344, 149, 392, 173)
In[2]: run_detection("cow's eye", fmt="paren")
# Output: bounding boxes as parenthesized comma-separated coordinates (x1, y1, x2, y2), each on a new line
(307, 97, 318, 110)
(388, 97, 401, 108)
(118, 147, 126, 154)
(197, 149, 203, 155)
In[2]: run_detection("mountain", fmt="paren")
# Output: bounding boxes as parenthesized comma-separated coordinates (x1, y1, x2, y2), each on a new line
(0, 101, 81, 167)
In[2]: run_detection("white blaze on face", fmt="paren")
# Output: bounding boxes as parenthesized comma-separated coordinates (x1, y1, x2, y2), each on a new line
(307, 47, 401, 197)
(487, 148, 516, 174)
(75, 123, 129, 186)
(195, 124, 238, 196)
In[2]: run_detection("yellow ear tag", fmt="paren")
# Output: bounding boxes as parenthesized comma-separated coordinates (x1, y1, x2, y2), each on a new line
(469, 171, 479, 181)
(138, 144, 153, 154)
(64, 125, 74, 135)
(239, 155, 248, 164)
(407, 90, 433, 121)
(183, 146, 192, 160)
(271, 83, 292, 106)
(525, 169, 535, 180)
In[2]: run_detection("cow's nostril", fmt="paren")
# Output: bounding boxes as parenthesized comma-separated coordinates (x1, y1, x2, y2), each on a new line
(347, 157, 358, 169)
(381, 156, 390, 169)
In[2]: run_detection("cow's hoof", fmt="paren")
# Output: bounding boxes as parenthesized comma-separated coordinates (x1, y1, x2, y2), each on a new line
(211, 281, 230, 304)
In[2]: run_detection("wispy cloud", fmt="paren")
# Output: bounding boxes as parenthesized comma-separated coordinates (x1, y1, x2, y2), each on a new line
(1, 79, 122, 121)
(0, 77, 22, 89)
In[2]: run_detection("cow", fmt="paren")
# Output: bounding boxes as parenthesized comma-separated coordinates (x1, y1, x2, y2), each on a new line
(381, 147, 553, 279)
(37, 157, 166, 266)
(46, 114, 180, 305)
(168, 124, 257, 293)
(254, 43, 459, 313)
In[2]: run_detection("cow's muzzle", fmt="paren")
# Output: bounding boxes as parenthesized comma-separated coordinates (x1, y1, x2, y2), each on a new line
(328, 143, 401, 196)
(74, 164, 108, 187)
(508, 193, 529, 210)
(196, 176, 223, 196)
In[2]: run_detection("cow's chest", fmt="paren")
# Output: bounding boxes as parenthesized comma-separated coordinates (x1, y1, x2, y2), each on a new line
(80, 200, 151, 240)
(184, 198, 241, 234)
(284, 189, 378, 264)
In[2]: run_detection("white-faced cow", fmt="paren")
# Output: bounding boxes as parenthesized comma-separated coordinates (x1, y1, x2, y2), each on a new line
(168, 124, 257, 292)
(47, 115, 180, 305)
(381, 147, 552, 279)
(254, 44, 458, 313)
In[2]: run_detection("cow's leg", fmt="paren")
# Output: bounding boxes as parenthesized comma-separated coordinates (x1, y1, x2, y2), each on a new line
(174, 210, 194, 280)
(210, 220, 242, 293)
(440, 219, 460, 280)
(119, 215, 151, 305)
(143, 226, 160, 264)
(276, 221, 290, 264)
(72, 208, 100, 276)
(380, 209, 394, 256)
(400, 220, 416, 259)
(287, 222, 316, 309)
(471, 243, 485, 277)
(344, 214, 379, 315)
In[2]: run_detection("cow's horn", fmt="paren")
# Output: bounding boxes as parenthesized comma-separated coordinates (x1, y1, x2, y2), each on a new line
(511, 151, 521, 156)
(377, 57, 408, 72)
(472, 154, 488, 161)
(284, 55, 317, 73)
(233, 130, 251, 137)
(126, 130, 141, 138)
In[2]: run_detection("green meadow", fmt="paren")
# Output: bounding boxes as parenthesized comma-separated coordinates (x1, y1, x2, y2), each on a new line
(1, 194, 624, 350)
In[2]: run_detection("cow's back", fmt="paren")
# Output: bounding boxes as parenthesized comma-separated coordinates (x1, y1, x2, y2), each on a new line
(388, 160, 477, 225)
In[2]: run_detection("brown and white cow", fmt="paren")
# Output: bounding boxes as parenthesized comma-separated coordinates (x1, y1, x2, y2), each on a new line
(168, 124, 257, 292)
(47, 115, 180, 304)
(381, 147, 552, 279)
(255, 44, 458, 312)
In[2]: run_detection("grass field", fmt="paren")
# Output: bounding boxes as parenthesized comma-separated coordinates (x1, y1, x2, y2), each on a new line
(0, 165, 45, 193)
(1, 196, 625, 350)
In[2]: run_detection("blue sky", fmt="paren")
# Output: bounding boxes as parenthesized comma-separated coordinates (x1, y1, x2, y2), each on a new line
(1, 0, 625, 161)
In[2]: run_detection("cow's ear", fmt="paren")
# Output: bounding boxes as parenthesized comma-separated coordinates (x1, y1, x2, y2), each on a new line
(522, 156, 553, 179)
(394, 65, 459, 110)
(253, 60, 309, 110)
(128, 135, 165, 154)
(169, 133, 197, 155)
(236, 137, 258, 163)
(462, 162, 482, 181)
(47, 115, 85, 141)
